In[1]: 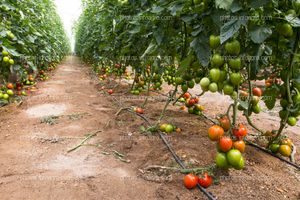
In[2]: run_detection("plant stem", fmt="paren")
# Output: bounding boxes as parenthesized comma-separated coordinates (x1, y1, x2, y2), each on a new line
(268, 27, 300, 147)
(157, 85, 178, 125)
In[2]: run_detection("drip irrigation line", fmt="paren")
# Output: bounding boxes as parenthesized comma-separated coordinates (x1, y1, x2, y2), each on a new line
(201, 113, 300, 171)
(245, 140, 300, 170)
(123, 108, 217, 200)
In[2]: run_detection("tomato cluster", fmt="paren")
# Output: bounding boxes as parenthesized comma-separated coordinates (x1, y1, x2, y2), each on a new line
(208, 118, 247, 170)
(183, 172, 213, 190)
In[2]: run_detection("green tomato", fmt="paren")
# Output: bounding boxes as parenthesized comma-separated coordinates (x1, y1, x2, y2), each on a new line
(208, 82, 218, 93)
(3, 93, 9, 100)
(228, 57, 241, 70)
(277, 23, 293, 38)
(9, 59, 14, 65)
(165, 124, 174, 133)
(292, 94, 300, 104)
(211, 54, 224, 67)
(175, 77, 183, 85)
(2, 50, 9, 56)
(230, 72, 242, 86)
(215, 152, 229, 169)
(3, 56, 9, 62)
(233, 156, 244, 170)
(230, 91, 238, 100)
(287, 116, 297, 126)
(209, 35, 220, 49)
(194, 77, 201, 84)
(219, 70, 227, 82)
(159, 123, 168, 132)
(269, 143, 280, 153)
(223, 84, 234, 95)
(209, 68, 221, 82)
(200, 77, 210, 88)
(188, 80, 195, 88)
(0, 92, 3, 99)
(188, 107, 194, 114)
(181, 84, 188, 92)
(225, 40, 241, 55)
(252, 104, 261, 114)
(6, 89, 14, 96)
(226, 149, 242, 167)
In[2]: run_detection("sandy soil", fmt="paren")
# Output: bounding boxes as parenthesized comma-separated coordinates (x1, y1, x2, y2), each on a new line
(0, 56, 299, 200)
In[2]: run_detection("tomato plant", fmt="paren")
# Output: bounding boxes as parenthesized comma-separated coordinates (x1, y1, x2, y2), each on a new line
(0, 0, 69, 105)
(74, 0, 300, 177)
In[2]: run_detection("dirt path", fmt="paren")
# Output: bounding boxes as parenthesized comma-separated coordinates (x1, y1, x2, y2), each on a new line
(0, 56, 299, 200)
(0, 57, 160, 200)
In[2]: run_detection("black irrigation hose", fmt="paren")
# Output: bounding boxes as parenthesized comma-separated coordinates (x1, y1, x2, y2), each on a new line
(124, 109, 217, 200)
(158, 131, 217, 200)
(245, 140, 300, 170)
(201, 113, 300, 171)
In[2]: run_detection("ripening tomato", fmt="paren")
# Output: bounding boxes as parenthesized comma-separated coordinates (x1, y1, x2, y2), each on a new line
(219, 115, 231, 131)
(252, 87, 263, 97)
(279, 145, 291, 157)
(183, 174, 198, 189)
(219, 136, 233, 152)
(233, 140, 246, 153)
(281, 138, 293, 147)
(208, 125, 224, 141)
(183, 92, 191, 99)
(6, 83, 14, 89)
(198, 172, 213, 188)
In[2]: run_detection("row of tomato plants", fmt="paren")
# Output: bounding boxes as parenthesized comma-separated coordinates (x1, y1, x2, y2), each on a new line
(0, 0, 69, 105)
(75, 0, 300, 190)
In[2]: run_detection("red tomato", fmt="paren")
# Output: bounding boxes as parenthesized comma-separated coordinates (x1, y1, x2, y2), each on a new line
(183, 174, 198, 189)
(194, 98, 199, 103)
(252, 87, 263, 97)
(183, 92, 191, 99)
(219, 136, 233, 152)
(108, 89, 113, 95)
(135, 107, 144, 114)
(188, 98, 196, 106)
(233, 124, 247, 138)
(198, 172, 213, 188)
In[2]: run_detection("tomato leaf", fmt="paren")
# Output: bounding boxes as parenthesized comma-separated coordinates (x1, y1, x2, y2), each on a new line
(249, 26, 272, 44)
(285, 15, 300, 27)
(215, 0, 234, 10)
(190, 35, 211, 67)
(220, 17, 247, 44)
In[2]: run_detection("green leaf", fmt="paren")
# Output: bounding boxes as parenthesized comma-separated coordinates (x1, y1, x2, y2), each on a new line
(285, 15, 300, 27)
(250, 0, 270, 8)
(190, 35, 211, 67)
(249, 26, 272, 44)
(216, 0, 234, 10)
(220, 18, 247, 44)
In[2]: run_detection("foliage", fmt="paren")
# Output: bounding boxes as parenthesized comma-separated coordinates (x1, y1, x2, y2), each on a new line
(0, 0, 70, 82)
